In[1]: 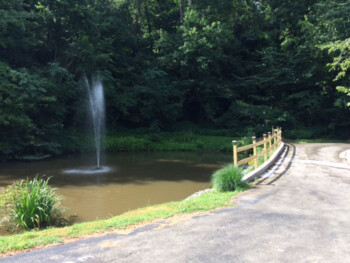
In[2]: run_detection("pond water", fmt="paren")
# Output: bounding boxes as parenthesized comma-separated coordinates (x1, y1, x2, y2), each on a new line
(0, 152, 231, 223)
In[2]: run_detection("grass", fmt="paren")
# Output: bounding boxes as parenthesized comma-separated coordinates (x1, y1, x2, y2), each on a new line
(0, 189, 243, 254)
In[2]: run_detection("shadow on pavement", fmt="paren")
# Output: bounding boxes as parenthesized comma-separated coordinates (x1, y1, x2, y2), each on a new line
(266, 144, 296, 185)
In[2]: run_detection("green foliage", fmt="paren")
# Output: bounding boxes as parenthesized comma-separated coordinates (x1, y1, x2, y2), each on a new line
(0, 61, 76, 160)
(1, 0, 350, 160)
(285, 128, 319, 140)
(211, 164, 250, 192)
(0, 177, 67, 230)
(321, 38, 350, 106)
(55, 129, 262, 154)
(322, 39, 350, 81)
(104, 132, 237, 152)
(309, 0, 350, 107)
(107, 136, 151, 151)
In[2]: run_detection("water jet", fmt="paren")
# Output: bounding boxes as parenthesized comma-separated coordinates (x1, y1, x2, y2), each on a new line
(63, 76, 109, 175)
(85, 76, 105, 169)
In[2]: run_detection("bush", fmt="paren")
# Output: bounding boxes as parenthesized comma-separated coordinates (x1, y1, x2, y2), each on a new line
(106, 136, 152, 151)
(0, 176, 67, 230)
(195, 140, 205, 150)
(173, 132, 197, 143)
(211, 164, 250, 192)
(285, 128, 315, 139)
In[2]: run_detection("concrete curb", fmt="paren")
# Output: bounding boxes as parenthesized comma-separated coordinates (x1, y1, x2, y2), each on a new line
(242, 142, 285, 182)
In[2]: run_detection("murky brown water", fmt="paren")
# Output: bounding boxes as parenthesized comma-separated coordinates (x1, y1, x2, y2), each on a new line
(0, 152, 230, 223)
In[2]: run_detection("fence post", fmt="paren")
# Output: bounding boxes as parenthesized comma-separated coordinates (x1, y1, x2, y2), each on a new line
(277, 127, 281, 146)
(263, 134, 267, 162)
(268, 132, 272, 156)
(274, 129, 278, 151)
(280, 128, 282, 144)
(252, 136, 258, 170)
(232, 140, 238, 166)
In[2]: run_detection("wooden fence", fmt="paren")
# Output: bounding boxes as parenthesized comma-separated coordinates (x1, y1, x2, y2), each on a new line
(232, 127, 282, 170)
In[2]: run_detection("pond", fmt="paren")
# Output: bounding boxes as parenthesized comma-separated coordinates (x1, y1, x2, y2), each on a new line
(0, 152, 231, 223)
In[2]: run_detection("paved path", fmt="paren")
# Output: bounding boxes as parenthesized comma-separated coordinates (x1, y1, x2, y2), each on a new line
(1, 143, 350, 263)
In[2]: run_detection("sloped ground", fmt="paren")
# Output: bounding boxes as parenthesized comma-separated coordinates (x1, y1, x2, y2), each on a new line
(1, 143, 350, 263)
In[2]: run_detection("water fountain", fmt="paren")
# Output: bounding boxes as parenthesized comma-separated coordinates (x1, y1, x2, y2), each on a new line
(85, 76, 104, 169)
(64, 76, 111, 174)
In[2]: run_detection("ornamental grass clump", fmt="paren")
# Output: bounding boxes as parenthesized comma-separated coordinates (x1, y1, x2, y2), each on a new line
(0, 176, 67, 231)
(211, 164, 250, 192)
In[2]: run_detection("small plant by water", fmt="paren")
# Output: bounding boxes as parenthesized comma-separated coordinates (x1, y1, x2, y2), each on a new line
(0, 176, 67, 231)
(211, 164, 250, 192)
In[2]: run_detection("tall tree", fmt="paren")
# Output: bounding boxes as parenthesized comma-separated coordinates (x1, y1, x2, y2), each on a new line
(179, 0, 185, 24)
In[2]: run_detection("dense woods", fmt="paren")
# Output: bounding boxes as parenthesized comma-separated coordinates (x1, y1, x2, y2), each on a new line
(0, 0, 349, 160)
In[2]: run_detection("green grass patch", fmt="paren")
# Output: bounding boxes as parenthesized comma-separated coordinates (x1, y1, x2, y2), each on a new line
(0, 190, 241, 254)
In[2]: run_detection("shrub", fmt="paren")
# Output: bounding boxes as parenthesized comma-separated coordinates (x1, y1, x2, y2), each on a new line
(0, 176, 67, 230)
(195, 140, 205, 150)
(211, 164, 250, 192)
(147, 134, 162, 142)
(284, 127, 328, 140)
(106, 136, 152, 151)
(174, 132, 197, 143)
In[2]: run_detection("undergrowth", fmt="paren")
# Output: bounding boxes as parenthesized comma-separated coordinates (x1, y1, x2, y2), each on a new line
(58, 131, 252, 154)
(0, 177, 69, 231)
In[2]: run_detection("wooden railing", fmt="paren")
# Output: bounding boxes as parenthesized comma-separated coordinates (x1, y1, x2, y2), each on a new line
(232, 127, 282, 170)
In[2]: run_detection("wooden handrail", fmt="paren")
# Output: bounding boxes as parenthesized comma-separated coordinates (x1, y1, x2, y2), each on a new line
(237, 144, 255, 153)
(236, 135, 278, 153)
(237, 149, 266, 166)
(232, 127, 283, 171)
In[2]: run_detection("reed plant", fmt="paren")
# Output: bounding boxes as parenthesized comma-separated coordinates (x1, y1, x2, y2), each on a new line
(211, 164, 250, 192)
(0, 176, 67, 230)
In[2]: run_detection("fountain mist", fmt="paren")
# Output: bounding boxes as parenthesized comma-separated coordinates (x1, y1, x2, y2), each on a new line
(85, 76, 105, 168)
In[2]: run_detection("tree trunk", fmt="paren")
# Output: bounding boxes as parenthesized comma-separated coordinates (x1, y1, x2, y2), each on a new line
(144, 0, 151, 34)
(134, 0, 143, 34)
(180, 0, 185, 24)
